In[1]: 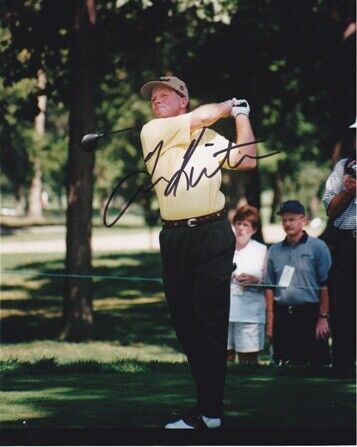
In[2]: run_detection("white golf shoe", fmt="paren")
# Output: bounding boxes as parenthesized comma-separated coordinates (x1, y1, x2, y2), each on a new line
(165, 412, 221, 429)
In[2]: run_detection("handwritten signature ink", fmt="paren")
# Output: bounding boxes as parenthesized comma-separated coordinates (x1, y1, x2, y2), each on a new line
(103, 127, 280, 227)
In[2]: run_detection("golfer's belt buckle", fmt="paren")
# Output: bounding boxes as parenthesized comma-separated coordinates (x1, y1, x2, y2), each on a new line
(187, 218, 198, 228)
(288, 306, 293, 315)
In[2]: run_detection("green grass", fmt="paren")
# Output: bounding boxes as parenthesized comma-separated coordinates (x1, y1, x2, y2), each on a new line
(0, 250, 355, 430)
(0, 205, 146, 229)
(0, 225, 159, 243)
(0, 360, 355, 429)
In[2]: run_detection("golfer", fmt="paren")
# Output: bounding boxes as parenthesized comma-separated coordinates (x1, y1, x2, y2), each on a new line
(140, 76, 257, 429)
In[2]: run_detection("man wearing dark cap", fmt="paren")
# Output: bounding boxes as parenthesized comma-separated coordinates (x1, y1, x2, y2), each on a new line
(265, 200, 332, 365)
(140, 75, 257, 428)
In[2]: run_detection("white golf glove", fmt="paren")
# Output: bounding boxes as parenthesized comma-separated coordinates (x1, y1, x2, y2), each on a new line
(231, 98, 250, 118)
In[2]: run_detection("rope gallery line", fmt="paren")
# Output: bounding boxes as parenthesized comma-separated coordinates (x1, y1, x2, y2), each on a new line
(0, 270, 163, 284)
(0, 270, 324, 291)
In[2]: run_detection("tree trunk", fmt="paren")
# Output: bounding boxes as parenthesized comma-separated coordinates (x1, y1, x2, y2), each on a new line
(224, 171, 244, 210)
(270, 168, 283, 224)
(308, 195, 319, 220)
(245, 168, 263, 242)
(61, 0, 96, 341)
(27, 159, 43, 218)
(57, 188, 63, 211)
(14, 184, 25, 216)
(28, 69, 47, 218)
(99, 190, 107, 220)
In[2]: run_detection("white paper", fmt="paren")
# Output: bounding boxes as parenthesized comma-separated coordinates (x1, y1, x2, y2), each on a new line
(278, 265, 295, 288)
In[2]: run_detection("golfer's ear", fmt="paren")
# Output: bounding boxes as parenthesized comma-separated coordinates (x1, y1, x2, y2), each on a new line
(181, 96, 189, 110)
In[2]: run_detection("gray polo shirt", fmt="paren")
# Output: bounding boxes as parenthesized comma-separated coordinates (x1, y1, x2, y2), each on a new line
(265, 232, 332, 305)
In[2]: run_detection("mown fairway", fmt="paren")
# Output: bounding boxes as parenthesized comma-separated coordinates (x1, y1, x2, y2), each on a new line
(0, 250, 355, 435)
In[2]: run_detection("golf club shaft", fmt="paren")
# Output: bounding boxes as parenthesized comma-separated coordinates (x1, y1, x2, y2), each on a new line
(103, 127, 136, 136)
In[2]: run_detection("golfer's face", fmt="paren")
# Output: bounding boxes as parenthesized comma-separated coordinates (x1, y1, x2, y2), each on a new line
(281, 213, 305, 238)
(151, 86, 185, 118)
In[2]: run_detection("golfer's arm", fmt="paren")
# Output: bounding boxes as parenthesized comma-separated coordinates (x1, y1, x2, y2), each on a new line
(233, 115, 257, 170)
(190, 100, 232, 131)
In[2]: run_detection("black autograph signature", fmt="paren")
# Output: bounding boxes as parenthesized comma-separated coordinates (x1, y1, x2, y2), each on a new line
(103, 127, 280, 227)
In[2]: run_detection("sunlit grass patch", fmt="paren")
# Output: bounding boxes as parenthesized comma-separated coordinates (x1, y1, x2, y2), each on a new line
(0, 356, 190, 377)
(0, 340, 185, 367)
(93, 295, 164, 311)
(0, 400, 49, 423)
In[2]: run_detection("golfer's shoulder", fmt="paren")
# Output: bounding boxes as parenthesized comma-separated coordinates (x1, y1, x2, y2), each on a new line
(140, 118, 161, 138)
(141, 114, 190, 138)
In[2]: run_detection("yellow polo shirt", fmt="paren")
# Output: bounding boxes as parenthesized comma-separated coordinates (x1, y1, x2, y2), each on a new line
(140, 112, 235, 220)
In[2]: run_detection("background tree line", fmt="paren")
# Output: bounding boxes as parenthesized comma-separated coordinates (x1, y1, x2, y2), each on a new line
(1, 0, 355, 340)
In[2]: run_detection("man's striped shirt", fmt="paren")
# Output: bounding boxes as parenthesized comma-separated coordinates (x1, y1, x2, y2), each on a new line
(322, 159, 356, 230)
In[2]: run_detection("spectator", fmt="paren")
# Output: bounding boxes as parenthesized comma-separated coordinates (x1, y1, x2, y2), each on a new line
(227, 205, 267, 364)
(322, 158, 356, 369)
(265, 200, 331, 365)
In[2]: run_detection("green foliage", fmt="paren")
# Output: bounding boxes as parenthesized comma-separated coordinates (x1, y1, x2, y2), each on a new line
(1, 0, 355, 214)
(281, 161, 330, 216)
(0, 78, 35, 187)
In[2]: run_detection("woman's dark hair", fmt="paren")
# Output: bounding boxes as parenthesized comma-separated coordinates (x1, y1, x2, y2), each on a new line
(232, 205, 260, 230)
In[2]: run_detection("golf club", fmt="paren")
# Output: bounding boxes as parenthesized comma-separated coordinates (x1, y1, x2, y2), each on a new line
(81, 127, 136, 152)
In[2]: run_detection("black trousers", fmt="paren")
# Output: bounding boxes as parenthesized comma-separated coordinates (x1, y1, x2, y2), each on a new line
(273, 302, 330, 365)
(159, 218, 235, 417)
(328, 229, 356, 368)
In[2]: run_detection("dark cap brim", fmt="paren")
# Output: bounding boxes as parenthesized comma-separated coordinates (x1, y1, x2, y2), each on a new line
(277, 209, 305, 215)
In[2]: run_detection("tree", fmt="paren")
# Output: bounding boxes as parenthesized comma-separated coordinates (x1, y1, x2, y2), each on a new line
(1, 0, 355, 341)
(27, 69, 47, 218)
(60, 0, 97, 341)
(0, 78, 33, 215)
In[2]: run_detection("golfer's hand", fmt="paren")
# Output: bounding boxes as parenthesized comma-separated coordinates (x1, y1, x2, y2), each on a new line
(315, 317, 330, 341)
(223, 99, 234, 118)
(231, 98, 250, 118)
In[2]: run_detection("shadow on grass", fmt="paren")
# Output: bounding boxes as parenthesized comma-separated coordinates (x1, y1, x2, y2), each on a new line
(1, 251, 178, 347)
(0, 359, 355, 430)
(0, 360, 194, 429)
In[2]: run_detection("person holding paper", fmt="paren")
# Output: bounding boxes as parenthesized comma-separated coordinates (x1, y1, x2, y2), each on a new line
(265, 200, 332, 365)
(227, 205, 267, 364)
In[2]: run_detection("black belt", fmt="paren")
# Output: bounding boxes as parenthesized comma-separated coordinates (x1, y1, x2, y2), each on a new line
(274, 302, 319, 315)
(161, 209, 226, 229)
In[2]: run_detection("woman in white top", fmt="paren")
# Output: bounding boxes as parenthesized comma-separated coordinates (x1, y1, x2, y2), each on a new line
(228, 205, 267, 364)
